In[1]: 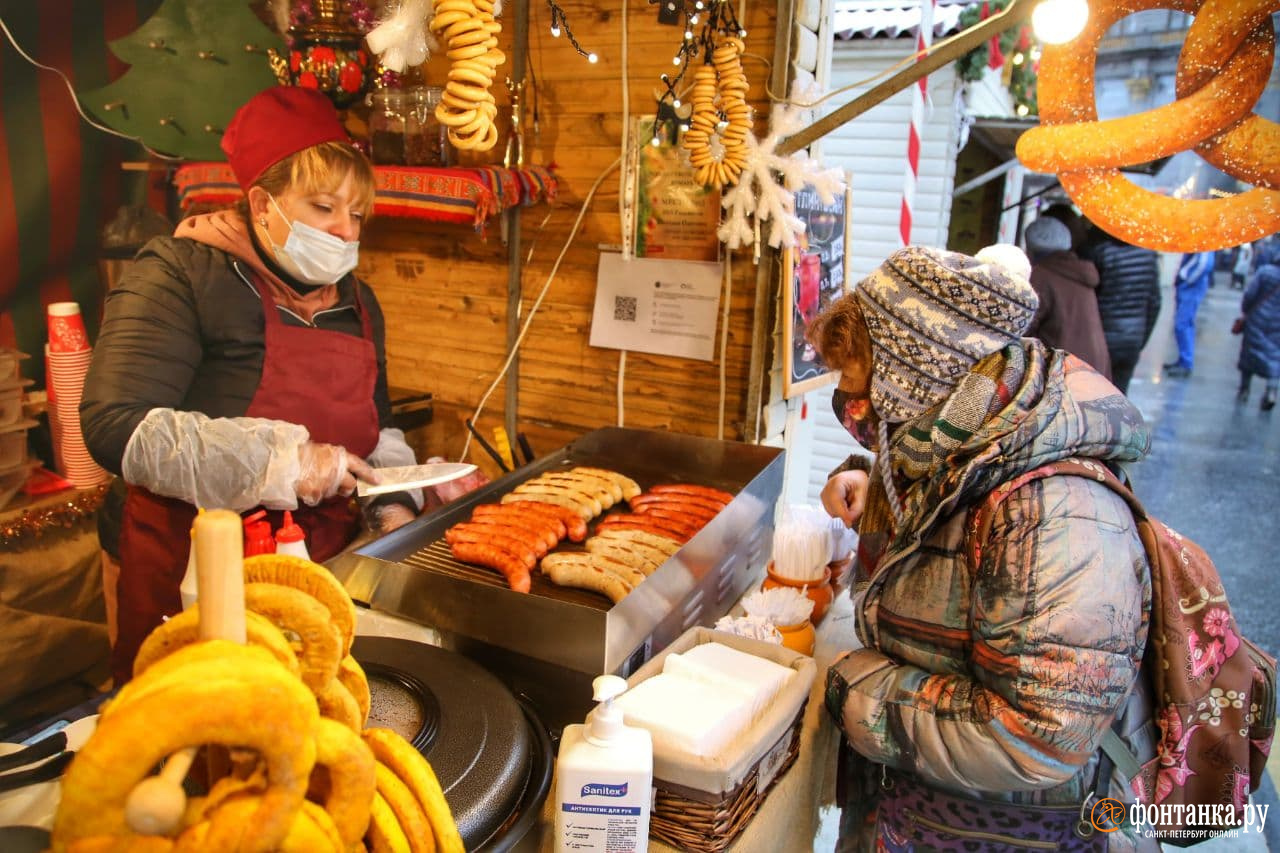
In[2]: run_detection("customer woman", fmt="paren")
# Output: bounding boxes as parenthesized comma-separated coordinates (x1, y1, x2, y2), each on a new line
(1234, 240, 1280, 410)
(810, 245, 1156, 851)
(82, 86, 424, 682)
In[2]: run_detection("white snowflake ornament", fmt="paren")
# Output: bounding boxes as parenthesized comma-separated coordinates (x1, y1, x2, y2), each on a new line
(718, 81, 847, 250)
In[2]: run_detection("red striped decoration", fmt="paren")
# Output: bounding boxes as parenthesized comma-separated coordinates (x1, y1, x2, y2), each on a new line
(0, 0, 153, 374)
(900, 0, 936, 248)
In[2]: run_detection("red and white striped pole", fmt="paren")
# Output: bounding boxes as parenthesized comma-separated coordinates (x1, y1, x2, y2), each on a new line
(899, 0, 936, 247)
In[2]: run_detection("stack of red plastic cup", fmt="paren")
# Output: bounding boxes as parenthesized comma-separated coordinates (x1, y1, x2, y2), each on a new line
(46, 302, 109, 487)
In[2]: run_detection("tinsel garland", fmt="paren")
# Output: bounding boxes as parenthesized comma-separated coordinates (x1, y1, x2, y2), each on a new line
(956, 0, 1039, 116)
(1, 486, 109, 550)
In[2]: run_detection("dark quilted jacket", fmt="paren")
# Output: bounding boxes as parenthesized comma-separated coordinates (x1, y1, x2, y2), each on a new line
(1087, 239, 1162, 365)
(81, 235, 396, 475)
(1238, 259, 1280, 379)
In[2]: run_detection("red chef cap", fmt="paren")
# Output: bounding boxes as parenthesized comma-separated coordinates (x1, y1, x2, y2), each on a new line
(221, 86, 351, 190)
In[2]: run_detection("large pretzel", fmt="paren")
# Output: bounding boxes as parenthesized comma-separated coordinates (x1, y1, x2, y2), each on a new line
(51, 642, 318, 853)
(1015, 0, 1280, 252)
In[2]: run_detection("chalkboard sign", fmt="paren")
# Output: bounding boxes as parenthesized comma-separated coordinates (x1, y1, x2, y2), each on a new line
(783, 182, 852, 398)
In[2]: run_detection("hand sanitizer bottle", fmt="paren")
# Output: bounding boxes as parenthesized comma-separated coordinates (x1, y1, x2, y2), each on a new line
(554, 675, 652, 852)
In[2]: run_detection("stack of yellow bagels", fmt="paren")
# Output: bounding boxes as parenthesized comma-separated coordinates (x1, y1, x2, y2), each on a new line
(1015, 0, 1280, 252)
(430, 0, 505, 152)
(684, 36, 753, 188)
(50, 554, 464, 853)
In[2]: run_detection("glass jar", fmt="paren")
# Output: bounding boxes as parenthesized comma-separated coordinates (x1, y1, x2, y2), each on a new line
(367, 89, 407, 165)
(405, 86, 449, 167)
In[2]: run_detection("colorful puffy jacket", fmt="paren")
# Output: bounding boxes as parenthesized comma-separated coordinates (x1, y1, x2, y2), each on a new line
(826, 341, 1156, 843)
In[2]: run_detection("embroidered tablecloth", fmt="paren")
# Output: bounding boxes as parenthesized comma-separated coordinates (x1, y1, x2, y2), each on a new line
(173, 163, 557, 228)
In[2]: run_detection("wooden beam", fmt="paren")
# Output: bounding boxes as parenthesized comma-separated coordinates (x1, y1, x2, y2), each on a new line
(504, 0, 530, 445)
(776, 0, 1034, 156)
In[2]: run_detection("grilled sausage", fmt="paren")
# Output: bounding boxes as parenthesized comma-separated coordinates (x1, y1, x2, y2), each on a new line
(573, 467, 642, 500)
(467, 507, 562, 548)
(629, 494, 722, 519)
(583, 540, 664, 575)
(635, 504, 717, 527)
(597, 518, 691, 545)
(497, 500, 587, 541)
(449, 520, 551, 557)
(445, 525, 541, 564)
(540, 554, 633, 603)
(504, 486, 597, 519)
(649, 484, 733, 505)
(448, 541, 532, 593)
(542, 473, 618, 508)
(593, 527, 682, 555)
(598, 512, 699, 539)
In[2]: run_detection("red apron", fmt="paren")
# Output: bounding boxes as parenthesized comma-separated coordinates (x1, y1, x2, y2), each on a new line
(112, 264, 379, 683)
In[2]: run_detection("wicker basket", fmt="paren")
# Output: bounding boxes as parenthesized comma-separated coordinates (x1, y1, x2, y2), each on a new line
(624, 627, 816, 853)
(648, 705, 806, 852)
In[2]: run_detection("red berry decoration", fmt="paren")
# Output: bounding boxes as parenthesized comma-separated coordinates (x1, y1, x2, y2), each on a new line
(339, 61, 363, 93)
(310, 46, 336, 66)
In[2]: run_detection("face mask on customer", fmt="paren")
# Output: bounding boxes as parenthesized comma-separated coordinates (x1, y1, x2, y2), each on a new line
(266, 195, 360, 286)
(832, 387, 879, 451)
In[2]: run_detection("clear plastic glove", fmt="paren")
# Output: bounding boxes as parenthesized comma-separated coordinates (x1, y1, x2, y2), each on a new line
(821, 469, 870, 529)
(296, 442, 379, 506)
(368, 503, 417, 534)
(121, 408, 309, 512)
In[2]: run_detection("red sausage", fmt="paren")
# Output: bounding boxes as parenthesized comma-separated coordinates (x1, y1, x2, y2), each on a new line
(500, 500, 588, 542)
(467, 508, 561, 549)
(648, 484, 733, 504)
(445, 524, 542, 563)
(629, 493, 725, 514)
(473, 503, 567, 539)
(597, 517, 691, 544)
(635, 503, 717, 525)
(447, 541, 532, 593)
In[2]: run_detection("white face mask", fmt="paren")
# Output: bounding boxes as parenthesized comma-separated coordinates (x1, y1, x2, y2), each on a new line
(267, 195, 360, 286)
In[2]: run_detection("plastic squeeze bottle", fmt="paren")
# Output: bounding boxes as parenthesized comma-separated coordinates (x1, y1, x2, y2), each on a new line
(274, 511, 310, 560)
(554, 675, 652, 852)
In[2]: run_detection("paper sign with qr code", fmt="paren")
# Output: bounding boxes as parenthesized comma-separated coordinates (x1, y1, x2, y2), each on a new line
(590, 253, 723, 361)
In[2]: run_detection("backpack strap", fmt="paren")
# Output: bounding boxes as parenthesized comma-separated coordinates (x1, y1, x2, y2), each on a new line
(968, 458, 1151, 782)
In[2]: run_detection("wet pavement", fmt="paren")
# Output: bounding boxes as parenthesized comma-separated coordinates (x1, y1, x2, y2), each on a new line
(1125, 267, 1280, 660)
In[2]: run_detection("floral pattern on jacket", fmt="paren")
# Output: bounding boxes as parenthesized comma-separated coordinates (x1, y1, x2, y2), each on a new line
(826, 340, 1154, 808)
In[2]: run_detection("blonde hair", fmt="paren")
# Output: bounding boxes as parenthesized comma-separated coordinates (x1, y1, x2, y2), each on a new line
(807, 292, 871, 371)
(251, 141, 376, 218)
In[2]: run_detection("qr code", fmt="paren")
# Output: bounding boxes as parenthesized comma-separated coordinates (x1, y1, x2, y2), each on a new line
(613, 295, 638, 322)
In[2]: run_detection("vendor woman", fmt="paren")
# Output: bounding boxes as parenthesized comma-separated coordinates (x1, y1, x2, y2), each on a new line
(82, 86, 423, 682)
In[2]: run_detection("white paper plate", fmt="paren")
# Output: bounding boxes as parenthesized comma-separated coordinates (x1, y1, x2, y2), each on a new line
(0, 715, 98, 829)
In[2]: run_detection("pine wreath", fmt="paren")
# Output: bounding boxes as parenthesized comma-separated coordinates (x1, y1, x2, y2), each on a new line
(956, 0, 1038, 116)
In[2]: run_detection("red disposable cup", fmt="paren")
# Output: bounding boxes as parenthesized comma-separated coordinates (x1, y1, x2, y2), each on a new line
(47, 302, 89, 354)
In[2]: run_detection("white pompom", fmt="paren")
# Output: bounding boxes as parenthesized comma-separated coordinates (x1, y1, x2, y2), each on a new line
(976, 243, 1032, 281)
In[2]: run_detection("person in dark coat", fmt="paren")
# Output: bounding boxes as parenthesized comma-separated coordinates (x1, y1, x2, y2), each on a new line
(1024, 217, 1112, 379)
(1235, 241, 1280, 410)
(1086, 227, 1162, 394)
(81, 87, 429, 682)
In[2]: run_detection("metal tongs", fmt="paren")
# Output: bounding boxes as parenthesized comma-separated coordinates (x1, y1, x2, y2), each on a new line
(0, 730, 74, 794)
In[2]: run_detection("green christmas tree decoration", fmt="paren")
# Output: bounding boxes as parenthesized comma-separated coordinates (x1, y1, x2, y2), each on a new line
(79, 0, 285, 161)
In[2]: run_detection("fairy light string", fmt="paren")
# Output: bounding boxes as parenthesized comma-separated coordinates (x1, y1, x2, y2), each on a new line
(546, 0, 598, 63)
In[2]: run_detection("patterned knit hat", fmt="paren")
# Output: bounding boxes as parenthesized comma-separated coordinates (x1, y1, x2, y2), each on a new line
(854, 245, 1039, 423)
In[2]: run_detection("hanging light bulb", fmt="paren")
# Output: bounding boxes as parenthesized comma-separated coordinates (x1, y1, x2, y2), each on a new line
(672, 98, 682, 108)
(652, 135, 662, 147)
(672, 55, 682, 65)
(1016, 103, 1030, 116)
(1031, 0, 1089, 44)
(684, 30, 693, 39)
(690, 14, 699, 24)
(1012, 52, 1025, 65)
(587, 52, 598, 63)
(550, 24, 561, 37)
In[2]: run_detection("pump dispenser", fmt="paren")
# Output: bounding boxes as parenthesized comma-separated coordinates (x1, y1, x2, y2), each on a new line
(274, 511, 310, 559)
(554, 675, 652, 852)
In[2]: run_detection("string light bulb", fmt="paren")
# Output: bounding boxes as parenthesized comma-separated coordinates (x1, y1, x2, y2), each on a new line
(1031, 0, 1089, 44)
(1012, 52, 1025, 65)
(550, 24, 561, 36)
(587, 52, 598, 63)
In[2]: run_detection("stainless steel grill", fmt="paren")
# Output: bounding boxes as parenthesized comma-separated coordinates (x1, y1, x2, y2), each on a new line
(328, 427, 785, 732)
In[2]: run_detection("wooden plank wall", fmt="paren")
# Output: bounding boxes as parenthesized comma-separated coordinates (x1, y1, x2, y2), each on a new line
(358, 1, 780, 477)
